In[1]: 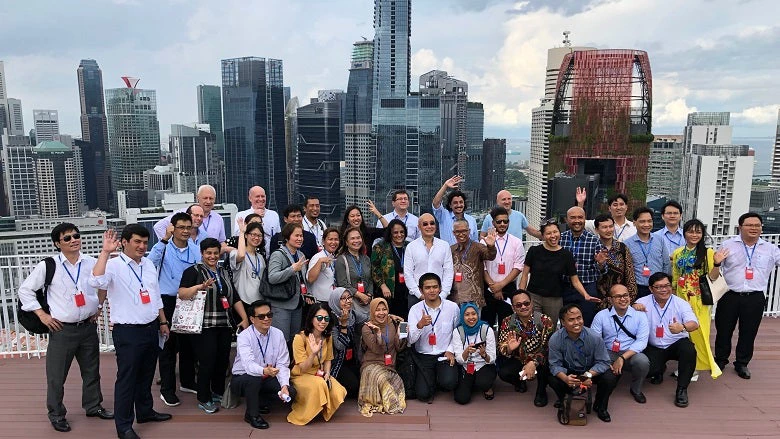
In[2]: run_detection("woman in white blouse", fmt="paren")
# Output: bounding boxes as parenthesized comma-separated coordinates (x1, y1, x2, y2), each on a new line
(306, 227, 342, 302)
(449, 302, 497, 404)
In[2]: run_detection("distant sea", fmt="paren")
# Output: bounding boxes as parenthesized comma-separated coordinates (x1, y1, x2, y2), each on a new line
(505, 136, 776, 179)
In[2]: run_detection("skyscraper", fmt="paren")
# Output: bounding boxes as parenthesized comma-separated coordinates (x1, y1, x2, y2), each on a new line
(169, 123, 224, 196)
(196, 85, 225, 159)
(771, 109, 780, 199)
(296, 94, 344, 222)
(221, 57, 287, 208)
(465, 101, 484, 206)
(32, 109, 60, 142)
(647, 134, 684, 200)
(77, 59, 111, 211)
(4, 98, 24, 136)
(0, 61, 6, 133)
(33, 140, 85, 217)
(419, 70, 467, 178)
(105, 77, 161, 194)
(1, 143, 38, 217)
(482, 138, 507, 205)
(343, 39, 375, 214)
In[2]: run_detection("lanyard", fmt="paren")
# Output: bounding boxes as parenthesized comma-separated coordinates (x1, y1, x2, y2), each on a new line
(349, 253, 363, 277)
(246, 252, 261, 277)
(59, 256, 82, 289)
(496, 235, 510, 261)
(462, 331, 479, 348)
(615, 222, 628, 240)
(304, 217, 322, 244)
(205, 267, 223, 293)
(203, 214, 212, 233)
(395, 213, 408, 225)
(422, 303, 442, 334)
(392, 245, 404, 266)
(382, 324, 390, 353)
(460, 241, 472, 263)
(514, 315, 537, 336)
(170, 242, 194, 264)
(652, 297, 671, 324)
(613, 313, 628, 337)
(121, 255, 144, 289)
(743, 242, 757, 267)
(253, 326, 270, 364)
(665, 231, 682, 248)
(638, 236, 652, 265)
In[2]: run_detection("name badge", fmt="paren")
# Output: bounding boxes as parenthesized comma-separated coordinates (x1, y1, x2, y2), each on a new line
(498, 263, 506, 275)
(428, 333, 437, 346)
(221, 296, 230, 310)
(454, 272, 463, 282)
(345, 348, 353, 361)
(611, 339, 621, 352)
(357, 281, 365, 293)
(398, 272, 405, 284)
(384, 353, 392, 366)
(74, 292, 86, 307)
(466, 361, 475, 374)
(655, 325, 664, 338)
(745, 267, 754, 280)
(642, 265, 651, 277)
(677, 276, 685, 287)
(300, 283, 308, 294)
(251, 272, 257, 279)
(140, 289, 151, 304)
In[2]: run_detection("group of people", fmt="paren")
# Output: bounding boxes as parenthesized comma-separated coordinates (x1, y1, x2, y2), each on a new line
(17, 180, 778, 437)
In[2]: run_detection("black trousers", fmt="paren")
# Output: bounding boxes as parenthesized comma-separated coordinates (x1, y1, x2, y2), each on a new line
(497, 357, 549, 395)
(335, 359, 361, 398)
(645, 338, 696, 388)
(562, 282, 599, 326)
(231, 374, 297, 418)
(46, 321, 103, 421)
(190, 327, 232, 404)
(548, 369, 618, 411)
(715, 291, 766, 367)
(113, 322, 160, 433)
(413, 351, 459, 400)
(481, 282, 516, 328)
(159, 295, 196, 394)
(636, 284, 651, 299)
(454, 364, 497, 404)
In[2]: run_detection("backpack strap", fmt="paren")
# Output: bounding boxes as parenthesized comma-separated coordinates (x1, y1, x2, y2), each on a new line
(480, 323, 490, 342)
(42, 257, 56, 295)
(457, 326, 466, 345)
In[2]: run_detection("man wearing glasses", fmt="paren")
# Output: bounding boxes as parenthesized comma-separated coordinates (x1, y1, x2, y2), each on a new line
(404, 213, 454, 309)
(652, 200, 685, 256)
(449, 219, 496, 307)
(19, 223, 113, 433)
(231, 300, 295, 429)
(482, 206, 525, 328)
(590, 284, 650, 404)
(636, 273, 698, 408)
(148, 212, 201, 407)
(713, 212, 780, 379)
(378, 190, 420, 241)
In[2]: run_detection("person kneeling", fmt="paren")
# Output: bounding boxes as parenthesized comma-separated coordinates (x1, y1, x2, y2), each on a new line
(450, 303, 497, 403)
(231, 300, 295, 429)
(548, 304, 617, 423)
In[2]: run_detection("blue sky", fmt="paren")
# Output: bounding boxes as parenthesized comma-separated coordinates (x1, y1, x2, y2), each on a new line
(2, 0, 778, 152)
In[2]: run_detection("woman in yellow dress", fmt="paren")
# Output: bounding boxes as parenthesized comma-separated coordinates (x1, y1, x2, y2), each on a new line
(671, 219, 726, 379)
(288, 303, 347, 425)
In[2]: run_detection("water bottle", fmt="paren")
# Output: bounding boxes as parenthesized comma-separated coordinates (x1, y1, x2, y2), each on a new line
(278, 391, 291, 403)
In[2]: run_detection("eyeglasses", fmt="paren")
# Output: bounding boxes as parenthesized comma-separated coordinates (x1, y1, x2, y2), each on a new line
(61, 233, 81, 242)
(340, 296, 353, 301)
(247, 233, 263, 239)
(611, 293, 630, 300)
(421, 221, 436, 227)
(494, 219, 509, 225)
(391, 230, 406, 235)
(174, 226, 191, 230)
(512, 301, 532, 308)
(651, 283, 672, 290)
(314, 315, 331, 322)
(453, 229, 470, 235)
(253, 312, 273, 320)
(742, 223, 762, 228)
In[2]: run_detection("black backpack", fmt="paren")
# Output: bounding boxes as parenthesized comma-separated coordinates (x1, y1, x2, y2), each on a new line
(17, 257, 56, 334)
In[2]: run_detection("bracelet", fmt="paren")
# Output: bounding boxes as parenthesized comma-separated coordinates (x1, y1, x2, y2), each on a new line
(160, 238, 169, 244)
(159, 321, 169, 326)
(713, 262, 721, 267)
(619, 354, 625, 361)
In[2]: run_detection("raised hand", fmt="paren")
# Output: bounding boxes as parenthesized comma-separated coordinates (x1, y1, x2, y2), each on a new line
(366, 200, 381, 217)
(292, 257, 308, 272)
(506, 332, 521, 352)
(165, 224, 175, 241)
(238, 217, 247, 234)
(484, 228, 497, 247)
(444, 175, 462, 189)
(575, 187, 587, 205)
(101, 229, 120, 253)
(307, 333, 323, 354)
(714, 248, 729, 265)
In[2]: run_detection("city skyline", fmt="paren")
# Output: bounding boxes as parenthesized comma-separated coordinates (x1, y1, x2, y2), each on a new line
(2, 0, 778, 146)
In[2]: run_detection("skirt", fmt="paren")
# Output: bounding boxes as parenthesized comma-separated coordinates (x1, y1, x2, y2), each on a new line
(358, 364, 406, 417)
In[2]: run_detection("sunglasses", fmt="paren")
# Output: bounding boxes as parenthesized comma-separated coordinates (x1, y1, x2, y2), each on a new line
(314, 315, 331, 322)
(512, 301, 532, 308)
(253, 312, 273, 320)
(494, 219, 509, 224)
(421, 221, 436, 227)
(61, 233, 81, 242)
(543, 218, 558, 225)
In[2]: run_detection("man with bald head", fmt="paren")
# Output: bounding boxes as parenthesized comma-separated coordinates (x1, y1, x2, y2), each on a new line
(154, 185, 226, 245)
(480, 190, 541, 242)
(403, 213, 454, 309)
(560, 206, 603, 323)
(235, 186, 280, 256)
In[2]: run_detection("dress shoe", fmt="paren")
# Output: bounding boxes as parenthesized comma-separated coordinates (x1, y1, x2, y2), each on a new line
(514, 381, 527, 393)
(716, 360, 727, 371)
(117, 428, 140, 439)
(51, 418, 71, 432)
(675, 387, 689, 408)
(553, 399, 562, 409)
(649, 373, 664, 385)
(533, 392, 548, 407)
(87, 407, 114, 419)
(595, 408, 611, 423)
(630, 390, 647, 404)
(137, 411, 172, 423)
(258, 405, 270, 415)
(735, 365, 751, 379)
(244, 413, 270, 429)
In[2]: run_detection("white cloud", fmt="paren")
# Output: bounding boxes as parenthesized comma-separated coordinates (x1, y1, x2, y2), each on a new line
(733, 105, 780, 125)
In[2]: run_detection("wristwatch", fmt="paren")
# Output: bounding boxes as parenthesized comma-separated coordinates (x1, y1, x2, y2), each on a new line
(583, 371, 593, 379)
(159, 321, 170, 327)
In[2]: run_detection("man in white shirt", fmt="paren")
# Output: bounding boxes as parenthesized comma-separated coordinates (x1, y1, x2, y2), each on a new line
(154, 185, 227, 249)
(482, 206, 525, 328)
(480, 190, 542, 242)
(235, 186, 281, 256)
(404, 213, 454, 309)
(377, 190, 419, 241)
(231, 300, 294, 429)
(577, 189, 637, 242)
(302, 196, 327, 249)
(407, 273, 459, 403)
(89, 225, 171, 439)
(19, 223, 113, 433)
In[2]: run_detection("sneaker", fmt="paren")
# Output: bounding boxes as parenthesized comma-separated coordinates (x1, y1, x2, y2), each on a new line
(690, 371, 699, 382)
(160, 393, 181, 407)
(179, 386, 197, 394)
(211, 392, 222, 405)
(198, 401, 219, 414)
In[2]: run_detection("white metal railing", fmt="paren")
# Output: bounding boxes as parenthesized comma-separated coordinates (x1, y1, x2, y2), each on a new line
(2, 235, 780, 357)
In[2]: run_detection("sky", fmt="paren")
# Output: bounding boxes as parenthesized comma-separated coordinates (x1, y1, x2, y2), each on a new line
(2, 0, 779, 153)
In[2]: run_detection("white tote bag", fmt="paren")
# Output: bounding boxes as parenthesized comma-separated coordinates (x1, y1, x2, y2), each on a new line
(171, 290, 207, 334)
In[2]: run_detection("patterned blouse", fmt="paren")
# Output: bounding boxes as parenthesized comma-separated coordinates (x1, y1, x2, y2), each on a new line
(371, 241, 407, 296)
(672, 247, 714, 299)
(450, 240, 497, 307)
(497, 312, 554, 365)
(596, 240, 637, 309)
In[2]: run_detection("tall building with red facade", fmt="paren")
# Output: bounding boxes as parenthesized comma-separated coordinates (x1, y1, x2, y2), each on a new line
(547, 49, 652, 216)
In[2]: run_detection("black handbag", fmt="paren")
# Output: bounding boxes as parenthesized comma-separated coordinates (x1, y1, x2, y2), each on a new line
(265, 249, 300, 300)
(17, 257, 56, 334)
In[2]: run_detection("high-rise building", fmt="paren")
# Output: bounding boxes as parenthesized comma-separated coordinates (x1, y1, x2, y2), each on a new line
(768, 109, 780, 199)
(647, 135, 684, 200)
(284, 96, 299, 206)
(105, 77, 161, 195)
(296, 94, 344, 222)
(419, 70, 467, 178)
(0, 61, 6, 100)
(32, 140, 85, 217)
(32, 110, 60, 142)
(221, 57, 287, 208)
(527, 36, 595, 228)
(1, 143, 38, 217)
(683, 112, 731, 153)
(4, 98, 24, 135)
(372, 0, 411, 101)
(196, 85, 225, 159)
(547, 49, 653, 215)
(0, 61, 6, 132)
(482, 138, 506, 205)
(0, 132, 34, 216)
(169, 123, 224, 196)
(77, 59, 112, 211)
(465, 101, 484, 207)
(343, 39, 375, 214)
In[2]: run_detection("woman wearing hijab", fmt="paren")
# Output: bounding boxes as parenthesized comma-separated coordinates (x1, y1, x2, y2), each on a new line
(358, 298, 406, 417)
(449, 302, 497, 404)
(328, 288, 361, 397)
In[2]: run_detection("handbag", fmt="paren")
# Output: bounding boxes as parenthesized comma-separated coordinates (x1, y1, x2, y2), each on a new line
(265, 249, 300, 300)
(705, 273, 729, 304)
(171, 290, 207, 334)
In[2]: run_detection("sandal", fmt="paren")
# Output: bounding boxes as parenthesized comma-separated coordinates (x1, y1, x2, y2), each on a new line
(483, 389, 495, 400)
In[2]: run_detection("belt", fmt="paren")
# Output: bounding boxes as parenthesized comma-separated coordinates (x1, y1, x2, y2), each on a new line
(730, 290, 763, 296)
(61, 318, 95, 326)
(114, 320, 159, 328)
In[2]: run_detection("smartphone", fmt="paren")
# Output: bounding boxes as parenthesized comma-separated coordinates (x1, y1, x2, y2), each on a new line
(399, 322, 408, 335)
(302, 294, 317, 302)
(473, 341, 486, 349)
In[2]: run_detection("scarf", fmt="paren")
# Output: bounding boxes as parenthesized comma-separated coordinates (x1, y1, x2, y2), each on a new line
(328, 288, 356, 327)
(459, 302, 487, 337)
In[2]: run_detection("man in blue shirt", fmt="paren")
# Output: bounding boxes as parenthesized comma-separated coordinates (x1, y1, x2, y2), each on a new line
(653, 200, 685, 257)
(548, 304, 617, 423)
(636, 272, 699, 408)
(148, 212, 201, 407)
(432, 176, 478, 244)
(480, 190, 541, 242)
(626, 207, 671, 299)
(591, 284, 650, 404)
